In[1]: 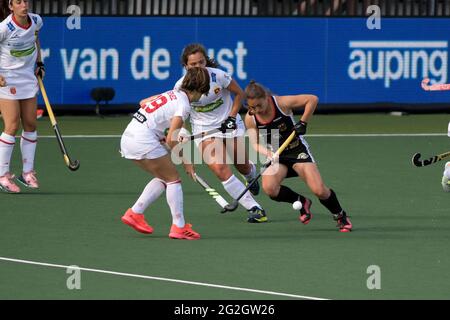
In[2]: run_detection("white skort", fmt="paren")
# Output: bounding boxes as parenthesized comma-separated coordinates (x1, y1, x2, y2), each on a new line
(191, 114, 246, 147)
(0, 69, 39, 100)
(120, 120, 168, 160)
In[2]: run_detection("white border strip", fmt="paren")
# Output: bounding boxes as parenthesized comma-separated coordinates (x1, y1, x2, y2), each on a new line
(0, 257, 327, 300)
(349, 41, 448, 48)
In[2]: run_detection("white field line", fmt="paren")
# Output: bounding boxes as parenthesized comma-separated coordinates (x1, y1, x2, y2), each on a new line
(0, 256, 328, 300)
(33, 133, 447, 139)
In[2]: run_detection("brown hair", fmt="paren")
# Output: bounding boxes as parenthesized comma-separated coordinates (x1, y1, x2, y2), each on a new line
(181, 43, 219, 68)
(245, 80, 268, 100)
(180, 67, 210, 95)
(0, 0, 11, 21)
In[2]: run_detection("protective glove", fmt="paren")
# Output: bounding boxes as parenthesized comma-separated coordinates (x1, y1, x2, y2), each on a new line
(294, 120, 307, 135)
(220, 116, 237, 133)
(36, 62, 45, 79)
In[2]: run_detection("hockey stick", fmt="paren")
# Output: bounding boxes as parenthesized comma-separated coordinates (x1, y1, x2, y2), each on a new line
(38, 77, 80, 171)
(421, 78, 450, 91)
(194, 173, 230, 212)
(221, 131, 297, 213)
(412, 151, 450, 167)
(184, 128, 222, 141)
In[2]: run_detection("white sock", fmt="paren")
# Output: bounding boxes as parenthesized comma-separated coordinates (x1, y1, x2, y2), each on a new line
(222, 175, 261, 210)
(131, 178, 166, 214)
(243, 161, 257, 181)
(166, 180, 185, 228)
(0, 132, 15, 177)
(20, 131, 37, 173)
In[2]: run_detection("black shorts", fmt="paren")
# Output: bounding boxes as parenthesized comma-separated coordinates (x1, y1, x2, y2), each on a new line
(278, 145, 314, 178)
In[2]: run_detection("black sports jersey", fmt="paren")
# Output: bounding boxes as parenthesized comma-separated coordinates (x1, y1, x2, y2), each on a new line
(252, 96, 315, 177)
(252, 96, 302, 151)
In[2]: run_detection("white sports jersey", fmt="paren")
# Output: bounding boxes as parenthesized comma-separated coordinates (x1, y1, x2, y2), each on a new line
(132, 89, 191, 137)
(175, 67, 233, 133)
(0, 13, 43, 100)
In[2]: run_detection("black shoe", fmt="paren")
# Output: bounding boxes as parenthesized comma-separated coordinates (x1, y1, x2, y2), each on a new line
(247, 206, 268, 223)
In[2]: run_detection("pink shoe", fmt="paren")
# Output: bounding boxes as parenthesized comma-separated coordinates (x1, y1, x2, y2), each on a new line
(0, 173, 21, 193)
(334, 211, 352, 232)
(121, 208, 154, 234)
(17, 170, 39, 189)
(169, 223, 201, 240)
(36, 109, 44, 119)
(299, 198, 313, 225)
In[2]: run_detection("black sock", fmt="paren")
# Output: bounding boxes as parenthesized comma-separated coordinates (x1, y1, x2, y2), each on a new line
(270, 185, 306, 204)
(319, 189, 343, 215)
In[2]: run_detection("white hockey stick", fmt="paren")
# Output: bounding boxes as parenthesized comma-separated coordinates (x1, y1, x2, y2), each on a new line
(194, 173, 230, 213)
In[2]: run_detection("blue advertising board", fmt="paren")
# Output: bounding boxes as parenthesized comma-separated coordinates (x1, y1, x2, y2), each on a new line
(38, 17, 450, 106)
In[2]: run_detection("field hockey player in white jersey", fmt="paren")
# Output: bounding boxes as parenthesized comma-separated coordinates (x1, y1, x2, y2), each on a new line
(0, 0, 44, 193)
(175, 43, 267, 223)
(120, 67, 210, 240)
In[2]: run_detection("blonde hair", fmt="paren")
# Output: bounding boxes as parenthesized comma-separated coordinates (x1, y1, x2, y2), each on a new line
(245, 80, 267, 100)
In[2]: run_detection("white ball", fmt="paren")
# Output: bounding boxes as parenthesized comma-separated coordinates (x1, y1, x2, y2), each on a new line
(292, 201, 303, 210)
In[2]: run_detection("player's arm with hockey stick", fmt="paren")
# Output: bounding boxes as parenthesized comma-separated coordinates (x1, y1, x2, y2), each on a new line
(277, 94, 318, 131)
(34, 35, 45, 79)
(246, 94, 319, 163)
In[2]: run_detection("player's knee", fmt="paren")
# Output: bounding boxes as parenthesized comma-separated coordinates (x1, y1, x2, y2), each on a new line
(262, 182, 279, 198)
(311, 185, 330, 199)
(3, 123, 19, 136)
(22, 123, 37, 132)
(211, 165, 232, 181)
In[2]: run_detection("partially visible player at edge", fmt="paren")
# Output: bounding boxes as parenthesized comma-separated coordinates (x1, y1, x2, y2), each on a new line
(120, 67, 210, 240)
(175, 43, 267, 223)
(0, 0, 45, 193)
(442, 121, 450, 192)
(244, 80, 352, 232)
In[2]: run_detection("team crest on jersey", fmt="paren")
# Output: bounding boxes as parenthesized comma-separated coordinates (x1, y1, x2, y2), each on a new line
(214, 87, 221, 95)
(211, 73, 217, 83)
(32, 16, 38, 24)
(278, 122, 288, 132)
(7, 22, 15, 31)
(297, 153, 309, 160)
(10, 87, 16, 95)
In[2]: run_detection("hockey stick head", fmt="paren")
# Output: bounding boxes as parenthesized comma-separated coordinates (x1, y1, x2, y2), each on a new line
(64, 155, 80, 171)
(412, 153, 423, 167)
(221, 201, 239, 213)
(69, 159, 80, 171)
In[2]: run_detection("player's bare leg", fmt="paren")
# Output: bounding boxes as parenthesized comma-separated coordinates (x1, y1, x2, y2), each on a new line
(293, 163, 352, 232)
(200, 138, 266, 222)
(127, 155, 199, 239)
(262, 163, 312, 224)
(226, 136, 259, 195)
(17, 97, 39, 189)
(0, 99, 20, 193)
